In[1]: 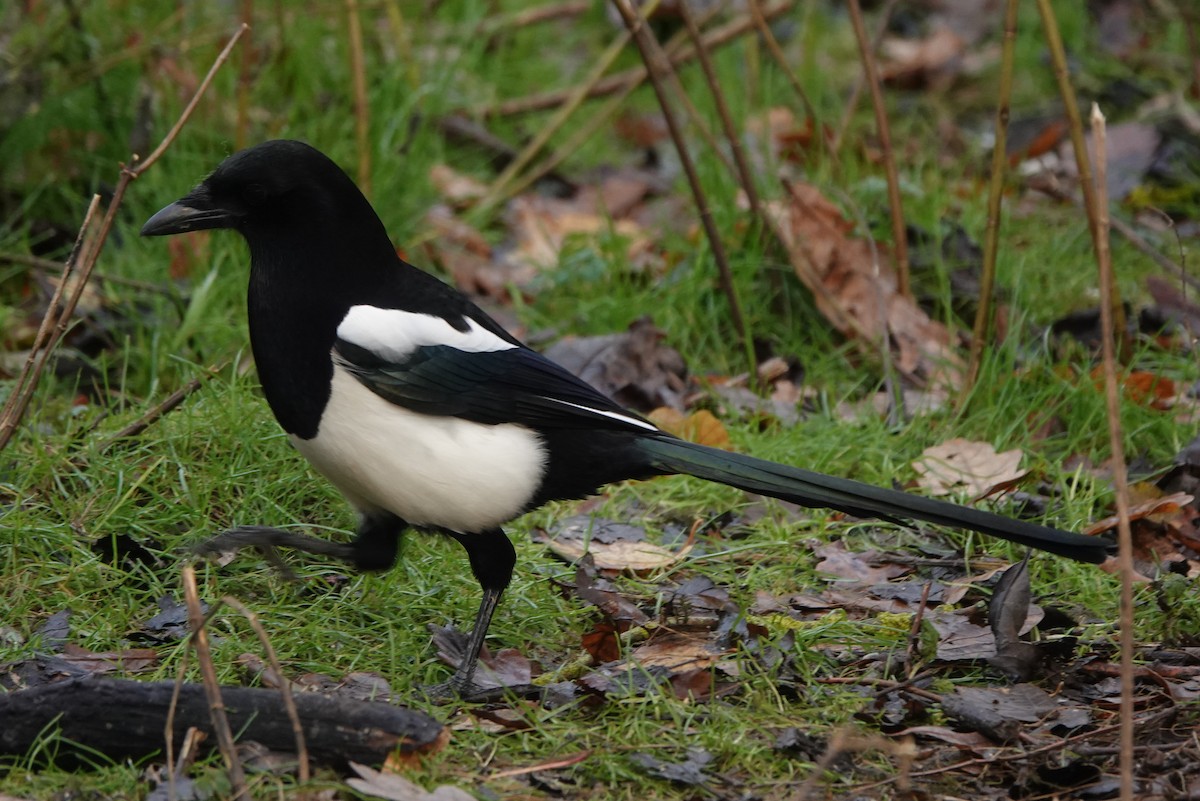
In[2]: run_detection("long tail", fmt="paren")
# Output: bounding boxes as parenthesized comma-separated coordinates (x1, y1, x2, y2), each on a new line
(638, 436, 1112, 564)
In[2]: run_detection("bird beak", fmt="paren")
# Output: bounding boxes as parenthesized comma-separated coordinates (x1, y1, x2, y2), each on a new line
(141, 188, 241, 237)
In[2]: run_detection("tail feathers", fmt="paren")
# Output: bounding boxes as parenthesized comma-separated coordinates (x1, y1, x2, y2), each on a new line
(638, 436, 1112, 564)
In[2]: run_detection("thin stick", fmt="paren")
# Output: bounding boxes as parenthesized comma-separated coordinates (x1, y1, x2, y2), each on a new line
(747, 0, 822, 151)
(164, 643, 191, 801)
(961, 0, 1019, 401)
(222, 596, 310, 782)
(1034, 0, 1128, 360)
(135, 25, 249, 176)
(234, 0, 254, 150)
(471, 0, 662, 221)
(612, 0, 757, 381)
(831, 0, 899, 159)
(0, 195, 102, 451)
(1090, 103, 1134, 801)
(846, 0, 909, 296)
(0, 24, 247, 453)
(0, 251, 177, 293)
(346, 0, 371, 197)
(489, 3, 728, 207)
(678, 0, 761, 216)
(182, 566, 251, 800)
(96, 363, 225, 452)
(477, 0, 793, 118)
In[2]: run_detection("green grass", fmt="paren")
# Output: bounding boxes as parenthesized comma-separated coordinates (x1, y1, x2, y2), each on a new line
(2, 0, 1198, 798)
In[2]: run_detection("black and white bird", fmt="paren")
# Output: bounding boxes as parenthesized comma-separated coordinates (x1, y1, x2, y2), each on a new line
(142, 140, 1111, 696)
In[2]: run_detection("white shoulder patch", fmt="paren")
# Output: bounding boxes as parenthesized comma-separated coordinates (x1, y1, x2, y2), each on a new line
(337, 305, 517, 362)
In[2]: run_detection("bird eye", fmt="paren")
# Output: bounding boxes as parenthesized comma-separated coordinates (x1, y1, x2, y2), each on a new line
(245, 183, 268, 205)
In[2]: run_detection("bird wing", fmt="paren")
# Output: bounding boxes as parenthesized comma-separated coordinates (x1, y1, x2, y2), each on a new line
(332, 305, 659, 433)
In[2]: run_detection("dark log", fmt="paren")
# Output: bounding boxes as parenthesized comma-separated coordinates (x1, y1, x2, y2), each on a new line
(0, 677, 446, 768)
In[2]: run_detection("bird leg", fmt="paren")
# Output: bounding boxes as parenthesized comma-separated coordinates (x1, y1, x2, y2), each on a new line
(191, 525, 357, 580)
(424, 529, 516, 699)
(191, 514, 404, 577)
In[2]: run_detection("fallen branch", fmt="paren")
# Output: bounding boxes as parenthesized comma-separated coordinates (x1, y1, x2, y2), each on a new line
(0, 677, 446, 769)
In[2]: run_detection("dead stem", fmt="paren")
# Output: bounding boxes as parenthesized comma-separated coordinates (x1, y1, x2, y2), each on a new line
(612, 0, 757, 383)
(846, 0, 909, 297)
(1090, 103, 1135, 801)
(961, 0, 1019, 402)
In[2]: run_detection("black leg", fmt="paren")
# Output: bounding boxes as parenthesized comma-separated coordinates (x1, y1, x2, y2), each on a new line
(192, 512, 406, 575)
(351, 512, 405, 571)
(439, 528, 516, 695)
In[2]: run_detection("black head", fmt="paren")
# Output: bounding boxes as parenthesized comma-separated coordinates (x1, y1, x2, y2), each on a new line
(141, 140, 375, 239)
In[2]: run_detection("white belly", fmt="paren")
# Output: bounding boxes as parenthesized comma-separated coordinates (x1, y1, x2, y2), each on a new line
(292, 366, 547, 532)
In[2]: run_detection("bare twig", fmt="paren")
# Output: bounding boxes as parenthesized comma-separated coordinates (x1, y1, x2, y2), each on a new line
(0, 195, 102, 452)
(235, 0, 254, 150)
(831, 0, 899, 158)
(0, 24, 247, 453)
(612, 0, 757, 381)
(846, 0, 909, 296)
(96, 363, 226, 452)
(850, 709, 1175, 794)
(346, 0, 371, 197)
(678, 0, 761, 216)
(182, 566, 251, 801)
(1034, 0, 1128, 359)
(222, 596, 310, 782)
(471, 0, 661, 221)
(961, 0, 1019, 401)
(480, 2, 729, 209)
(477, 0, 793, 117)
(1090, 103, 1135, 801)
(747, 0, 824, 157)
(0, 251, 177, 293)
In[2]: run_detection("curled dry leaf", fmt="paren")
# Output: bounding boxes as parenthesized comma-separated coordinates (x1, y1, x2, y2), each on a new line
(647, 408, 730, 449)
(912, 437, 1028, 498)
(538, 516, 694, 573)
(759, 181, 963, 390)
(347, 762, 474, 801)
(428, 164, 488, 207)
(544, 316, 688, 412)
(1083, 491, 1195, 536)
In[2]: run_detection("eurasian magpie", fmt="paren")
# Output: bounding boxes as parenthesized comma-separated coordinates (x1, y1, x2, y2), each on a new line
(141, 140, 1111, 696)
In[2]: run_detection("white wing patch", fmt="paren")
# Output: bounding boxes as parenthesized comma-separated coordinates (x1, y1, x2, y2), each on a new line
(337, 305, 516, 362)
(542, 397, 659, 432)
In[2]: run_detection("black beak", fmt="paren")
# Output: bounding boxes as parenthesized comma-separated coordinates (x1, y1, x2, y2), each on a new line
(141, 188, 242, 237)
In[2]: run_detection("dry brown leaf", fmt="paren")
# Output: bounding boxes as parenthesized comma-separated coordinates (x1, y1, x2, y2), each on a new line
(760, 182, 963, 390)
(504, 195, 650, 273)
(428, 164, 488, 207)
(880, 26, 967, 90)
(544, 536, 693, 573)
(1083, 491, 1195, 536)
(623, 633, 725, 674)
(647, 408, 731, 449)
(912, 438, 1027, 498)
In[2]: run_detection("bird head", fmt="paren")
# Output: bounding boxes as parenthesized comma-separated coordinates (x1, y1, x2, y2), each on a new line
(140, 140, 368, 239)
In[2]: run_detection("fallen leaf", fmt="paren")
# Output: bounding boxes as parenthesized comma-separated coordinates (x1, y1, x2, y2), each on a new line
(1083, 491, 1195, 535)
(912, 438, 1028, 498)
(647, 408, 730, 449)
(429, 164, 488, 207)
(880, 26, 967, 90)
(814, 542, 911, 585)
(538, 516, 693, 573)
(760, 182, 963, 390)
(544, 317, 688, 412)
(347, 762, 474, 801)
(629, 747, 714, 786)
